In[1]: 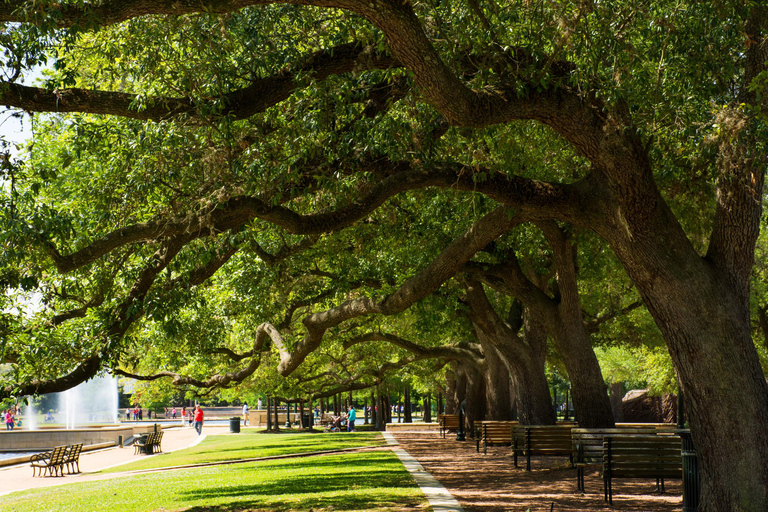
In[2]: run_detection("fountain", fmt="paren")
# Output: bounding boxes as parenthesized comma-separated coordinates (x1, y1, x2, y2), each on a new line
(1, 374, 127, 458)
(23, 401, 37, 431)
(58, 374, 119, 428)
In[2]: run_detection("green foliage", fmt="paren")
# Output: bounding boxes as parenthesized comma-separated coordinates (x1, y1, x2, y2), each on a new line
(1, 0, 763, 404)
(596, 344, 677, 395)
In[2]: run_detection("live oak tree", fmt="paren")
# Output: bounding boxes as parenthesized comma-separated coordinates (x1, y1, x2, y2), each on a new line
(1, 2, 767, 509)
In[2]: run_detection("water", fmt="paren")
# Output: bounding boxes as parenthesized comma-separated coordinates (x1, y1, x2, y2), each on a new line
(24, 402, 37, 431)
(0, 451, 41, 460)
(49, 374, 119, 429)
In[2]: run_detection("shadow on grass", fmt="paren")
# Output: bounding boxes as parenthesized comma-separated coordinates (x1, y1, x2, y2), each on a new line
(178, 453, 424, 511)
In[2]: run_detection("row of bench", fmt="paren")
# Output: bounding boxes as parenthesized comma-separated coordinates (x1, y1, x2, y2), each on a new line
(30, 443, 83, 477)
(438, 415, 682, 503)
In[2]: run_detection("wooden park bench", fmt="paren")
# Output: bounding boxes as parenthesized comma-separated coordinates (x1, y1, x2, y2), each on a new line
(438, 414, 462, 439)
(134, 432, 156, 454)
(602, 434, 682, 504)
(571, 427, 677, 492)
(151, 431, 164, 453)
(30, 445, 68, 477)
(513, 424, 574, 470)
(476, 420, 517, 453)
(63, 443, 83, 474)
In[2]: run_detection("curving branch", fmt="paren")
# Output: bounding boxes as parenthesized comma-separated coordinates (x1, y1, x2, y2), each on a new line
(249, 206, 525, 375)
(343, 331, 484, 368)
(583, 301, 643, 334)
(113, 325, 270, 387)
(43, 160, 583, 275)
(1, 235, 189, 398)
(0, 42, 398, 121)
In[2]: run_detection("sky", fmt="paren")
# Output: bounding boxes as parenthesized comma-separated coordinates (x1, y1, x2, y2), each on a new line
(0, 66, 44, 156)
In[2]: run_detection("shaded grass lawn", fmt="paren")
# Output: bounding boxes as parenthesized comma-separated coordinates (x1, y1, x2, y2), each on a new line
(6, 450, 428, 512)
(102, 431, 386, 473)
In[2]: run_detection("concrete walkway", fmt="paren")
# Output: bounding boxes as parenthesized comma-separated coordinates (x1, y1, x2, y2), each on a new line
(0, 425, 230, 496)
(383, 432, 465, 512)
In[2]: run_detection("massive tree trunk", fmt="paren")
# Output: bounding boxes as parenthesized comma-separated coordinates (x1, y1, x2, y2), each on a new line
(615, 239, 768, 510)
(482, 343, 515, 420)
(463, 364, 487, 432)
(464, 280, 556, 425)
(445, 369, 458, 414)
(404, 385, 412, 423)
(471, 223, 615, 428)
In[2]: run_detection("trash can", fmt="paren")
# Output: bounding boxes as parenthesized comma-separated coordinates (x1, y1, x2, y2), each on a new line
(678, 429, 700, 512)
(230, 417, 241, 433)
(301, 413, 313, 428)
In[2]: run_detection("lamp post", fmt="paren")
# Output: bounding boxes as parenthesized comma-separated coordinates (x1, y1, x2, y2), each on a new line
(285, 401, 292, 428)
(456, 400, 466, 441)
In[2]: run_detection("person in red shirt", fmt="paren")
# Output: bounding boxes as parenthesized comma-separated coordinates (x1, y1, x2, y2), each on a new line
(193, 405, 204, 435)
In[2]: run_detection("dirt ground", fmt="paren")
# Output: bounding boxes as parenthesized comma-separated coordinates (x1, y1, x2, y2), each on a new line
(391, 431, 682, 512)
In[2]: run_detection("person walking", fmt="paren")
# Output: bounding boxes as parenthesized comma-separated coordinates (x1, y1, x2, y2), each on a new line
(242, 402, 249, 426)
(193, 405, 204, 435)
(347, 405, 356, 432)
(5, 410, 14, 431)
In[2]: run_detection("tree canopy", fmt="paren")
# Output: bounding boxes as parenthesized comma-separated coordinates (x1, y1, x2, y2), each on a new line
(1, 1, 767, 509)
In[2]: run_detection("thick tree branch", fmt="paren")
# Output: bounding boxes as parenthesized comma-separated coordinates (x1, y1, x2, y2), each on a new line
(264, 206, 524, 375)
(1, 235, 188, 398)
(343, 331, 485, 368)
(0, 42, 397, 121)
(583, 301, 643, 334)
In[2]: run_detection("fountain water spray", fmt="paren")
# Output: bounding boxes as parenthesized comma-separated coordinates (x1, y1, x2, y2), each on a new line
(58, 374, 119, 428)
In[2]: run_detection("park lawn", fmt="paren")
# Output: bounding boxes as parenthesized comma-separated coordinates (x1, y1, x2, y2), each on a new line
(100, 431, 386, 473)
(5, 451, 427, 512)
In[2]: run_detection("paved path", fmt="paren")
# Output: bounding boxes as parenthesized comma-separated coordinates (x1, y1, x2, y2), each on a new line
(383, 432, 465, 512)
(0, 425, 230, 496)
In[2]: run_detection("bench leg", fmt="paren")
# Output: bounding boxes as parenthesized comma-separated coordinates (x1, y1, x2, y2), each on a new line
(609, 478, 613, 505)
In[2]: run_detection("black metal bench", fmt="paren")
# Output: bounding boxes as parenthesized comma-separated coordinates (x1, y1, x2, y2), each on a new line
(603, 434, 682, 504)
(513, 425, 574, 470)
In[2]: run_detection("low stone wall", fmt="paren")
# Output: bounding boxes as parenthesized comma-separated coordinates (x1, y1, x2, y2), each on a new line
(0, 425, 154, 451)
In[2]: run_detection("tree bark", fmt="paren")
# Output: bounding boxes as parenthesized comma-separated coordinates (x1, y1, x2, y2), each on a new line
(273, 397, 279, 432)
(464, 280, 555, 425)
(404, 386, 413, 423)
(482, 343, 515, 420)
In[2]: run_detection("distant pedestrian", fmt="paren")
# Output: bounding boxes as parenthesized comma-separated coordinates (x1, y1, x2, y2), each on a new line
(182, 407, 187, 426)
(193, 405, 204, 435)
(347, 406, 356, 432)
(172, 407, 177, 419)
(242, 402, 249, 426)
(5, 410, 14, 431)
(257, 398, 262, 410)
(138, 407, 143, 421)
